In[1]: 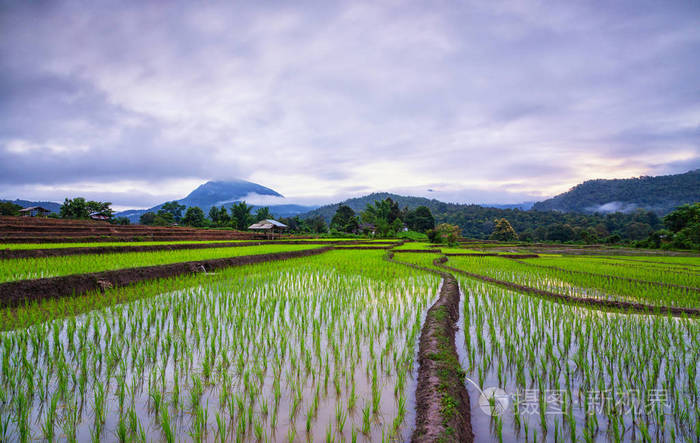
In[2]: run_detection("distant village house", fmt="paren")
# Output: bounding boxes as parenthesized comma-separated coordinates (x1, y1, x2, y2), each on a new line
(19, 206, 51, 217)
(89, 211, 110, 221)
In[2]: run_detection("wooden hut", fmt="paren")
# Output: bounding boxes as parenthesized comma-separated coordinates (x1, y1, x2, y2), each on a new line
(248, 219, 288, 239)
(89, 211, 110, 221)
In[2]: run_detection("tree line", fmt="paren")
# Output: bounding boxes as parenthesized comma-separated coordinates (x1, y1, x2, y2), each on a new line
(3, 195, 697, 250)
(138, 197, 437, 238)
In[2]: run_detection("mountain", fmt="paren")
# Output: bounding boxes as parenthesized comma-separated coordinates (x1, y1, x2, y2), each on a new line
(532, 169, 700, 214)
(116, 180, 318, 223)
(0, 199, 61, 213)
(304, 193, 538, 222)
(302, 193, 444, 222)
(300, 191, 668, 240)
(179, 180, 282, 208)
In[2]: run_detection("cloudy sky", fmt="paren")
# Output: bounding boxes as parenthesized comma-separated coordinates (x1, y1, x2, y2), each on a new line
(1, 1, 699, 210)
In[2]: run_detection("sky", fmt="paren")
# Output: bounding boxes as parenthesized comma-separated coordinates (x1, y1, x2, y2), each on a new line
(1, 0, 699, 210)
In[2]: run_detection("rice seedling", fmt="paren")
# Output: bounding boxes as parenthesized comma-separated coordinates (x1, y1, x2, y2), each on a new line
(0, 250, 437, 441)
(0, 239, 254, 250)
(0, 244, 324, 283)
(458, 272, 699, 442)
(447, 254, 700, 309)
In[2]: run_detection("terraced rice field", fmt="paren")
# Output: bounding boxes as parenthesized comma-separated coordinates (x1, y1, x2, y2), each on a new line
(0, 251, 438, 442)
(0, 238, 697, 442)
(0, 245, 324, 283)
(0, 240, 251, 250)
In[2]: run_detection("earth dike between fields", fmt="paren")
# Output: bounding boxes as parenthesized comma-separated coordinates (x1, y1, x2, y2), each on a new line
(0, 247, 332, 308)
(386, 251, 473, 442)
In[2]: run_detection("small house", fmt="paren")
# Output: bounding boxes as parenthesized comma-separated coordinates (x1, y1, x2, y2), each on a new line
(19, 206, 51, 217)
(359, 223, 376, 235)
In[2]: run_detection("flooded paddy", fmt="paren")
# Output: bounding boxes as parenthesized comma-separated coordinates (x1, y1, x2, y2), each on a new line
(458, 278, 700, 442)
(0, 262, 439, 442)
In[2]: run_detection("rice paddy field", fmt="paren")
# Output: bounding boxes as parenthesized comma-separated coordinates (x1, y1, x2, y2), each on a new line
(0, 245, 325, 283)
(0, 241, 253, 250)
(0, 238, 698, 442)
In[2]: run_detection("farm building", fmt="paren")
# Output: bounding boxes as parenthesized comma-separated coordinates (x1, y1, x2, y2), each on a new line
(248, 219, 288, 239)
(18, 206, 51, 217)
(89, 212, 110, 221)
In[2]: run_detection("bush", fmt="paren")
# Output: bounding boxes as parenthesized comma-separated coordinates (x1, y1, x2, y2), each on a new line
(435, 223, 461, 246)
(326, 229, 362, 238)
(426, 229, 440, 243)
(605, 234, 622, 244)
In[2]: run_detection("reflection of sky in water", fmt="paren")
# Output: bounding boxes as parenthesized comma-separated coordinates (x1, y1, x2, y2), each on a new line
(0, 271, 439, 442)
(457, 279, 699, 443)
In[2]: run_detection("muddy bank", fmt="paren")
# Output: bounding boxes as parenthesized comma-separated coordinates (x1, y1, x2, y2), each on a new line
(385, 251, 444, 277)
(0, 247, 332, 308)
(391, 250, 538, 258)
(445, 253, 540, 259)
(412, 275, 473, 442)
(335, 243, 402, 250)
(435, 256, 700, 318)
(385, 252, 473, 442)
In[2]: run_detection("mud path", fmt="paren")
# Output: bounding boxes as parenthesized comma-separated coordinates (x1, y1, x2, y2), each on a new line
(386, 252, 473, 442)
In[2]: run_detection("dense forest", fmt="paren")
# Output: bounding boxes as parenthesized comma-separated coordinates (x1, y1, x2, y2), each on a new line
(301, 192, 665, 242)
(532, 169, 700, 214)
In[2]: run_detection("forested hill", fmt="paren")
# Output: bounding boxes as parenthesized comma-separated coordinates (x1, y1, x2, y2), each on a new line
(301, 192, 663, 240)
(302, 193, 443, 222)
(532, 169, 700, 215)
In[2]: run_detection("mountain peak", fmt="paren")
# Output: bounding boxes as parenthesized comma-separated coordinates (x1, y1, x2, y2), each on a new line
(182, 180, 283, 207)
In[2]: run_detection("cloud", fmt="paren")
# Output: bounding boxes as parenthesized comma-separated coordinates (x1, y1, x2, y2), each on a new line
(586, 201, 639, 214)
(1, 0, 698, 207)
